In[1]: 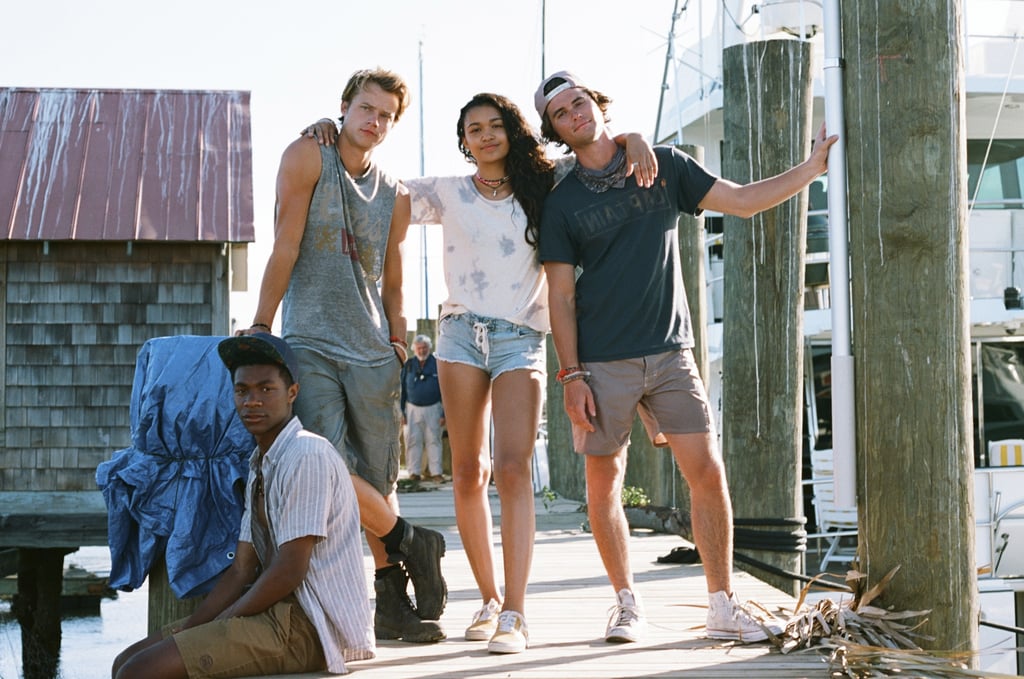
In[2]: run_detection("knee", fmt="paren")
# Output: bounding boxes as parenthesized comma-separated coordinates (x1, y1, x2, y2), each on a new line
(452, 457, 489, 489)
(491, 452, 532, 487)
(685, 456, 728, 494)
(112, 651, 140, 679)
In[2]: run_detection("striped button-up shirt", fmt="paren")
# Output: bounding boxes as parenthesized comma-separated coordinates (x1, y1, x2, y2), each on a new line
(240, 416, 374, 672)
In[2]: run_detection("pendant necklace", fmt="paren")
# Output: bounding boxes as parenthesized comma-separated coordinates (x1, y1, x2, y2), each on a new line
(475, 173, 511, 197)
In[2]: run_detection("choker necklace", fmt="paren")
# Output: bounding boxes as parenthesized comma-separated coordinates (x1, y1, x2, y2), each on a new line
(474, 173, 511, 197)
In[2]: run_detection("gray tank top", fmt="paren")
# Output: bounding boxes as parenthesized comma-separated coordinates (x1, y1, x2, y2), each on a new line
(282, 144, 399, 366)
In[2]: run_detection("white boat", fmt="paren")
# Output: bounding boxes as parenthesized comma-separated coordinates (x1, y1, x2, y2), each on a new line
(654, 0, 1024, 672)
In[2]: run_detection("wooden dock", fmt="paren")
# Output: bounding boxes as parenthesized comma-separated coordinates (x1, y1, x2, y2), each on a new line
(263, 484, 836, 678)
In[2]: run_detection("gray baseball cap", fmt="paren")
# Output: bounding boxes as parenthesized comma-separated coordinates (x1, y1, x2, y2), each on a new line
(534, 70, 587, 120)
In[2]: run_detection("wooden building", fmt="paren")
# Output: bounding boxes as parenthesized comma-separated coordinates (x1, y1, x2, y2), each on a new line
(0, 87, 254, 676)
(0, 87, 254, 494)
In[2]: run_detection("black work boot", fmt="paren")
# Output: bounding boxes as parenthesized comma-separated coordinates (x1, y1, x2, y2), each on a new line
(387, 523, 447, 620)
(373, 566, 445, 643)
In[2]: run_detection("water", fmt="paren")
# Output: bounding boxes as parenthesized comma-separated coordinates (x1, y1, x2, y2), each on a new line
(0, 547, 148, 679)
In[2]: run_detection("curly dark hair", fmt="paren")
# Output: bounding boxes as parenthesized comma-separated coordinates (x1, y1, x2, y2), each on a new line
(539, 86, 613, 152)
(457, 93, 555, 248)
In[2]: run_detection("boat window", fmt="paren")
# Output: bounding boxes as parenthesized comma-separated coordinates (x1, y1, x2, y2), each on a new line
(805, 340, 1024, 468)
(979, 341, 1024, 464)
(968, 139, 1024, 209)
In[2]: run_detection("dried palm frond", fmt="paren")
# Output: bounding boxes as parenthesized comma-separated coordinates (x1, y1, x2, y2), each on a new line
(774, 567, 1007, 678)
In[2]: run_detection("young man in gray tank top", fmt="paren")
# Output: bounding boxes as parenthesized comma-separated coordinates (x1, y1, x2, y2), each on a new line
(245, 68, 447, 643)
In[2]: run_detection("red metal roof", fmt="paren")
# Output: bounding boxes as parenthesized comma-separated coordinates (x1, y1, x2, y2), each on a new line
(0, 88, 254, 242)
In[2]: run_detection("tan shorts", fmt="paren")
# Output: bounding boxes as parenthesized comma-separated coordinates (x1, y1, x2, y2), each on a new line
(574, 348, 714, 455)
(168, 597, 326, 678)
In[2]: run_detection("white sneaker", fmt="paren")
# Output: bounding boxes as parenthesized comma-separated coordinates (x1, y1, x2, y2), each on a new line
(705, 591, 782, 642)
(465, 598, 501, 641)
(605, 588, 647, 643)
(487, 610, 528, 654)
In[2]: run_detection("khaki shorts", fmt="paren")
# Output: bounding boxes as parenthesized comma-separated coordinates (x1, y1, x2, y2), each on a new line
(169, 598, 326, 678)
(574, 348, 714, 455)
(292, 347, 402, 495)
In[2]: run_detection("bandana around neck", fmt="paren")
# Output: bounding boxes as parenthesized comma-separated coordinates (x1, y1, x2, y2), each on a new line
(573, 145, 629, 193)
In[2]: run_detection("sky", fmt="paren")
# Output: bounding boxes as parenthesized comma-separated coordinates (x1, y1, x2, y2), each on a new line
(0, 0, 677, 326)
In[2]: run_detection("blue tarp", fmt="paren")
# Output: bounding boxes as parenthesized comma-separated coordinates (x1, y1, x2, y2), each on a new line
(96, 335, 254, 599)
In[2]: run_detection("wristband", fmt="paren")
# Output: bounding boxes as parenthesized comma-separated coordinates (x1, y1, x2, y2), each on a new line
(391, 341, 408, 363)
(251, 322, 272, 332)
(557, 369, 591, 385)
(556, 366, 581, 383)
(561, 372, 593, 387)
(389, 335, 408, 348)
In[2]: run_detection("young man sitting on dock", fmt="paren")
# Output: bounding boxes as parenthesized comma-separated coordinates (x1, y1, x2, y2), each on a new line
(111, 333, 374, 678)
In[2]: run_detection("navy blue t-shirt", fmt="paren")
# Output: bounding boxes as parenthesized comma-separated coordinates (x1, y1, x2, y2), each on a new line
(538, 146, 717, 362)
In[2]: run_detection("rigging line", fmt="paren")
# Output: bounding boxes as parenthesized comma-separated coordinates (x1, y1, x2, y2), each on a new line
(969, 32, 1022, 218)
(655, 0, 683, 142)
(720, 0, 759, 36)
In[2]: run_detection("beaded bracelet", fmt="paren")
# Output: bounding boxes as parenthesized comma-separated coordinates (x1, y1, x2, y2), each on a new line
(556, 366, 581, 383)
(251, 322, 272, 332)
(558, 370, 592, 385)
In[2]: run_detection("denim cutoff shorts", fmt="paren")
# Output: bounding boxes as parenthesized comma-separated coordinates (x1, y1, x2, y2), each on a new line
(436, 312, 545, 379)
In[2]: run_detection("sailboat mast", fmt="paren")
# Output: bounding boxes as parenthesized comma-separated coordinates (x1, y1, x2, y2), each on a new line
(654, 0, 681, 142)
(418, 38, 429, 318)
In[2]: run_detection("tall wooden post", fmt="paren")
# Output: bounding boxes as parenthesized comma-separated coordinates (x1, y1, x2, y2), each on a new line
(721, 39, 813, 596)
(679, 144, 710, 384)
(13, 547, 72, 679)
(843, 0, 976, 652)
(147, 555, 201, 634)
(546, 334, 586, 502)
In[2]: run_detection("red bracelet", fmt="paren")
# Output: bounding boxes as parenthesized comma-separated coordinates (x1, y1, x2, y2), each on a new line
(389, 335, 408, 348)
(556, 366, 581, 383)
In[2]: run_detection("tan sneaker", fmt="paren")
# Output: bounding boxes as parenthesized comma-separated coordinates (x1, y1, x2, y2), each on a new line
(465, 598, 501, 641)
(705, 591, 782, 642)
(487, 610, 528, 654)
(605, 588, 646, 643)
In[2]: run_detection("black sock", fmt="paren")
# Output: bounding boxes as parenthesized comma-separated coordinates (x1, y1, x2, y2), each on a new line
(375, 564, 402, 580)
(382, 516, 410, 555)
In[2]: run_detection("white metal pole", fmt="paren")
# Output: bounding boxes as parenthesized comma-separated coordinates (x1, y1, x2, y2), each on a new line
(822, 0, 856, 509)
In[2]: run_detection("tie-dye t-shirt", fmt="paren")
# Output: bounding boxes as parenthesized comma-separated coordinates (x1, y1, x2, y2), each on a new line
(405, 175, 552, 332)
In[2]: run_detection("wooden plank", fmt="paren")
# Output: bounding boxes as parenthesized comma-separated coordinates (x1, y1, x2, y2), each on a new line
(228, 486, 835, 678)
(0, 491, 107, 547)
(0, 566, 113, 598)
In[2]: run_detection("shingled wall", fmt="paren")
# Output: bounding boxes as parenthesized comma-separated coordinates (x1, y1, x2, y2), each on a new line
(0, 240, 231, 491)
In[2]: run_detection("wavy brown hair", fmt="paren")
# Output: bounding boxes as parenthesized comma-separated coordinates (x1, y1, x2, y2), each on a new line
(539, 84, 613, 152)
(457, 93, 555, 248)
(341, 68, 411, 122)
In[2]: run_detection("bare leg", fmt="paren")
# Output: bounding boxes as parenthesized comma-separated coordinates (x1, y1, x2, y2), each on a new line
(439, 361, 502, 605)
(113, 633, 186, 679)
(490, 369, 543, 614)
(585, 449, 633, 593)
(667, 432, 733, 594)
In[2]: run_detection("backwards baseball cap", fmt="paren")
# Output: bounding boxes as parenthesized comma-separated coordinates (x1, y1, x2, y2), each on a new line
(218, 332, 300, 383)
(534, 70, 587, 120)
